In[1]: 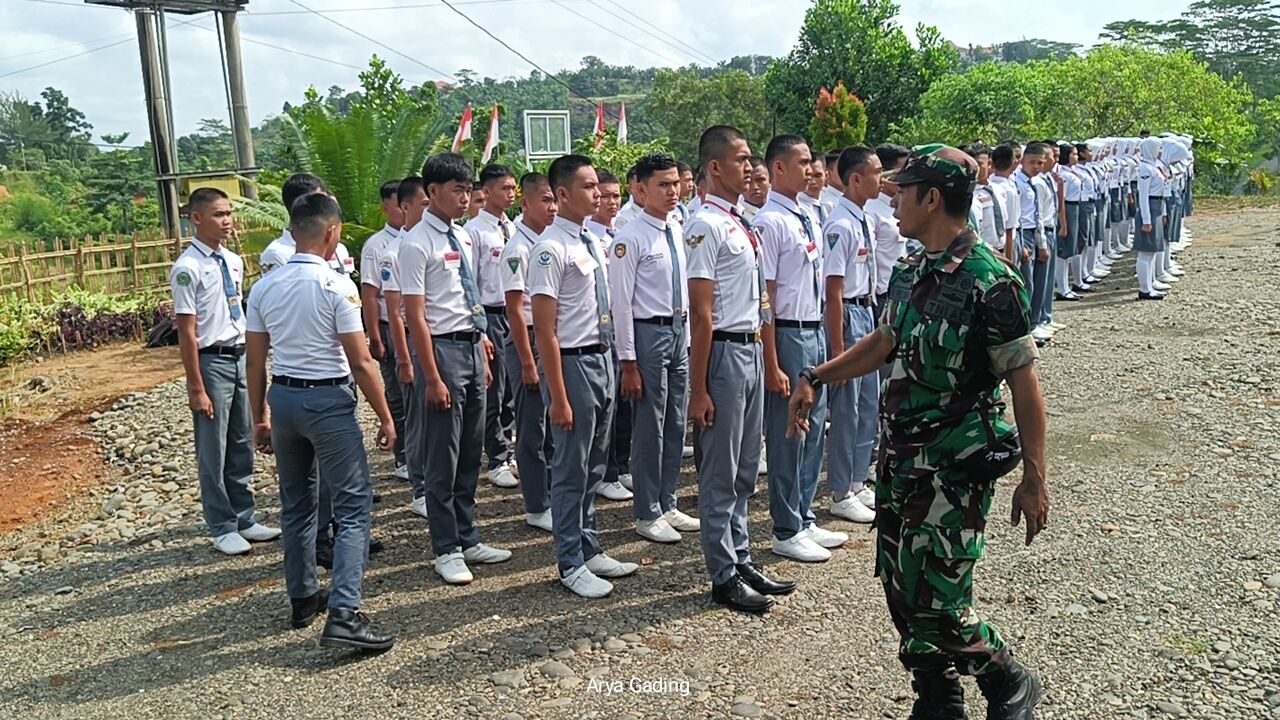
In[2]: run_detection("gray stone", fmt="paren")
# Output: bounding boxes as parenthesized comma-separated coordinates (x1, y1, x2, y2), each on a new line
(539, 661, 574, 679)
(1157, 701, 1186, 716)
(1264, 574, 1280, 589)
(489, 670, 526, 688)
(1065, 603, 1089, 616)
(731, 703, 764, 718)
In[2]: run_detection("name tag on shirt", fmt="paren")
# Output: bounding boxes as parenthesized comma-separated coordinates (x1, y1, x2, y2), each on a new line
(573, 252, 599, 276)
(855, 247, 870, 263)
(444, 251, 461, 270)
(491, 249, 502, 258)
(342, 256, 355, 273)
(805, 241, 819, 262)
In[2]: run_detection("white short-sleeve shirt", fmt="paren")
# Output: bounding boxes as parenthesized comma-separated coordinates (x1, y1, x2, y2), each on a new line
(498, 221, 541, 327)
(169, 239, 246, 348)
(260, 228, 354, 277)
(864, 193, 907, 296)
(754, 191, 822, 322)
(245, 254, 362, 379)
(397, 212, 482, 336)
(359, 224, 399, 322)
(464, 209, 513, 307)
(608, 210, 687, 361)
(822, 196, 876, 300)
(527, 216, 608, 348)
(683, 194, 762, 333)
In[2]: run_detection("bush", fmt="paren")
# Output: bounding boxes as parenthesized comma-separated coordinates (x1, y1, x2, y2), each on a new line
(0, 289, 170, 366)
(808, 81, 868, 153)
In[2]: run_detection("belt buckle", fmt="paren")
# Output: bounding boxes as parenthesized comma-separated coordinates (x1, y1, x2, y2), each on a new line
(752, 330, 761, 343)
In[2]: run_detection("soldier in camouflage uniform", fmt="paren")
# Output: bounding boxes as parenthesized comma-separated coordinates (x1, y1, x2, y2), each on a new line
(788, 146, 1050, 720)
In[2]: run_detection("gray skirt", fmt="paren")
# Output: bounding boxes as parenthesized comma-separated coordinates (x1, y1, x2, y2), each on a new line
(1132, 197, 1166, 253)
(1058, 202, 1080, 260)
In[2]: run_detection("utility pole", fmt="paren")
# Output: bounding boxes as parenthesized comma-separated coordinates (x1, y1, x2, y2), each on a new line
(135, 8, 181, 239)
(219, 9, 257, 199)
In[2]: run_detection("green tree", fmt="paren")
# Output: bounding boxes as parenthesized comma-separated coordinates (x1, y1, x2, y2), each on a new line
(571, 128, 669, 181)
(808, 81, 869, 152)
(763, 0, 957, 143)
(996, 38, 1081, 63)
(176, 119, 236, 171)
(0, 91, 55, 170)
(645, 68, 772, 164)
(891, 61, 1063, 145)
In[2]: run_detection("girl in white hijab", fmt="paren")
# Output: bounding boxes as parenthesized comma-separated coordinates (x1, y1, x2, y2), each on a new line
(1159, 138, 1192, 283)
(1134, 137, 1168, 300)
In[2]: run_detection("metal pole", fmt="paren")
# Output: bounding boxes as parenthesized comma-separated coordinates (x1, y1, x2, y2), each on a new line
(136, 9, 181, 239)
(156, 7, 179, 174)
(220, 10, 258, 199)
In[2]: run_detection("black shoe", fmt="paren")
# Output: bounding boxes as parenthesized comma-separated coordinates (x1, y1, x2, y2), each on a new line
(734, 562, 797, 596)
(976, 657, 1043, 720)
(372, 492, 383, 504)
(369, 537, 384, 554)
(1071, 284, 1094, 294)
(316, 541, 334, 570)
(320, 608, 396, 651)
(1053, 292, 1081, 302)
(1137, 291, 1165, 301)
(290, 590, 329, 629)
(908, 670, 969, 719)
(711, 574, 774, 613)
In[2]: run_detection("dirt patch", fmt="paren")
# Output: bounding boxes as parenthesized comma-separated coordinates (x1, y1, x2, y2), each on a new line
(0, 343, 184, 536)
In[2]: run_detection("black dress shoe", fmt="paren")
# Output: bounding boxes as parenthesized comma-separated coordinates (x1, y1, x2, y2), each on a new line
(372, 492, 383, 504)
(291, 590, 329, 629)
(316, 541, 334, 570)
(1137, 291, 1165, 301)
(320, 608, 396, 651)
(735, 562, 797, 596)
(1071, 284, 1095, 294)
(711, 574, 774, 614)
(369, 537, 384, 554)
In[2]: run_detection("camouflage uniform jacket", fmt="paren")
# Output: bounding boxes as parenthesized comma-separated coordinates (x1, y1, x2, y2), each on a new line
(876, 228, 1038, 469)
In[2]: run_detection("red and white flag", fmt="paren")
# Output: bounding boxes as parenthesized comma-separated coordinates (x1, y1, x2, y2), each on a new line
(593, 102, 605, 149)
(451, 105, 473, 153)
(617, 102, 628, 144)
(480, 105, 500, 163)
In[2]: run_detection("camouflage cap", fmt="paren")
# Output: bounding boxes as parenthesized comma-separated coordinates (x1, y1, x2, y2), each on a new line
(885, 144, 978, 192)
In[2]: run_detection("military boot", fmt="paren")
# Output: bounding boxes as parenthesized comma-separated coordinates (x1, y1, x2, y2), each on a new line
(975, 657, 1043, 720)
(908, 671, 969, 719)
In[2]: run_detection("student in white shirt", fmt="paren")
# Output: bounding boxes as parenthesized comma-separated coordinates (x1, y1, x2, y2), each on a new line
(359, 180, 407, 476)
(988, 144, 1022, 263)
(740, 156, 770, 222)
(259, 173, 354, 277)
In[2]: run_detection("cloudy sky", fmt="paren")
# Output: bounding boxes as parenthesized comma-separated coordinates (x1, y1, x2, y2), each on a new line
(2, 0, 1188, 145)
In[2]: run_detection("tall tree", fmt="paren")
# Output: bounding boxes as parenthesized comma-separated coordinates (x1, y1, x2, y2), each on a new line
(763, 0, 957, 143)
(645, 68, 772, 165)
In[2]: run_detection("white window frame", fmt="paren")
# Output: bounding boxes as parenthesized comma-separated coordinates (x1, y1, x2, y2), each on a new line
(523, 110, 571, 160)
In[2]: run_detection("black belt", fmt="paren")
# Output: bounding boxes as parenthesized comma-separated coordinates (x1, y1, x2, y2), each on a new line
(712, 330, 760, 344)
(843, 297, 875, 307)
(560, 344, 607, 356)
(273, 375, 350, 388)
(199, 345, 245, 357)
(378, 320, 390, 326)
(635, 315, 684, 326)
(774, 319, 821, 329)
(433, 330, 482, 342)
(484, 305, 506, 315)
(1066, 200, 1082, 206)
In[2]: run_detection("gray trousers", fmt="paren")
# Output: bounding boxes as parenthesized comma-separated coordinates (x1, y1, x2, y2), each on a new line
(483, 311, 514, 470)
(193, 354, 257, 537)
(697, 340, 763, 585)
(826, 305, 879, 497)
(764, 325, 827, 540)
(503, 333, 552, 514)
(377, 322, 407, 467)
(631, 322, 689, 521)
(1017, 230, 1036, 289)
(268, 381, 371, 610)
(542, 351, 614, 574)
(406, 350, 427, 500)
(423, 337, 486, 557)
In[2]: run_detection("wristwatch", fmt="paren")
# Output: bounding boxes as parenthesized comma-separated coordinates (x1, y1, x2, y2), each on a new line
(799, 366, 823, 390)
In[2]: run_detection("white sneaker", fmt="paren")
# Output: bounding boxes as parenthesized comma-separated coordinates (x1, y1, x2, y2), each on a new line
(1106, 252, 1122, 260)
(434, 552, 473, 584)
(585, 553, 638, 578)
(617, 473, 633, 491)
(597, 481, 633, 501)
(394, 463, 410, 481)
(1168, 266, 1185, 276)
(212, 532, 252, 556)
(238, 523, 281, 542)
(663, 508, 701, 532)
(463, 543, 512, 564)
(758, 458, 769, 476)
(771, 533, 831, 562)
(1031, 326, 1054, 342)
(561, 565, 613, 598)
(1048, 321, 1066, 331)
(1152, 280, 1172, 291)
(410, 496, 429, 519)
(636, 517, 682, 543)
(854, 485, 877, 509)
(806, 524, 849, 548)
(526, 510, 553, 533)
(1092, 267, 1111, 277)
(489, 463, 519, 488)
(1157, 273, 1178, 283)
(682, 445, 694, 459)
(1098, 256, 1115, 266)
(831, 496, 876, 523)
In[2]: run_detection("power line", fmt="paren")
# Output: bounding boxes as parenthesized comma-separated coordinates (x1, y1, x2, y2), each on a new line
(595, 0, 719, 65)
(546, 0, 685, 66)
(0, 32, 135, 63)
(0, 17, 202, 79)
(283, 0, 453, 80)
(250, 0, 588, 14)
(438, 0, 616, 118)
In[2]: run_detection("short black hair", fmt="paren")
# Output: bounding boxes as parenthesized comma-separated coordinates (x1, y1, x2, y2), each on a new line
(764, 134, 809, 173)
(910, 181, 971, 221)
(676, 160, 691, 174)
(874, 143, 911, 172)
(1073, 142, 1089, 158)
(520, 172, 549, 195)
(282, 173, 329, 213)
(991, 145, 1016, 171)
(633, 152, 679, 183)
(810, 152, 826, 168)
(422, 152, 474, 188)
(747, 155, 766, 170)
(397, 176, 424, 203)
(289, 192, 343, 244)
(479, 163, 516, 188)
(698, 125, 747, 170)
(823, 150, 840, 168)
(1139, 129, 1151, 137)
(189, 186, 228, 213)
(596, 168, 620, 186)
(836, 145, 875, 186)
(963, 142, 991, 161)
(548, 154, 594, 192)
(379, 179, 401, 202)
(1024, 142, 1051, 157)
(625, 166, 638, 183)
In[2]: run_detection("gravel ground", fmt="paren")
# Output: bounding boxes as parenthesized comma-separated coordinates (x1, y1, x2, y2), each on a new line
(1, 209, 1278, 720)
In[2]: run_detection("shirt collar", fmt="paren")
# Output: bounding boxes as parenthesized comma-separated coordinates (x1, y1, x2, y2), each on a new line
(701, 193, 739, 215)
(422, 211, 454, 235)
(637, 210, 667, 231)
(384, 223, 400, 237)
(190, 238, 220, 257)
(517, 220, 542, 241)
(553, 215, 585, 236)
(764, 190, 801, 214)
(930, 228, 978, 274)
(837, 195, 866, 220)
(289, 253, 326, 265)
(479, 208, 508, 227)
(875, 192, 892, 206)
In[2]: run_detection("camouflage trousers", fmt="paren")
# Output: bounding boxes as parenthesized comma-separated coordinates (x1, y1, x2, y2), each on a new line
(874, 456, 1011, 676)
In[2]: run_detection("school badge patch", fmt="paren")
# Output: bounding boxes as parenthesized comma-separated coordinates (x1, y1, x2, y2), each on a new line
(613, 243, 627, 259)
(346, 295, 361, 306)
(175, 271, 192, 287)
(508, 258, 521, 273)
(827, 233, 840, 250)
(380, 268, 391, 281)
(686, 233, 706, 249)
(537, 251, 553, 268)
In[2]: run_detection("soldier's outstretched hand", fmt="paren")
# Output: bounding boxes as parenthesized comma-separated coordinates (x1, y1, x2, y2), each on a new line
(787, 382, 816, 439)
(1010, 475, 1049, 546)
